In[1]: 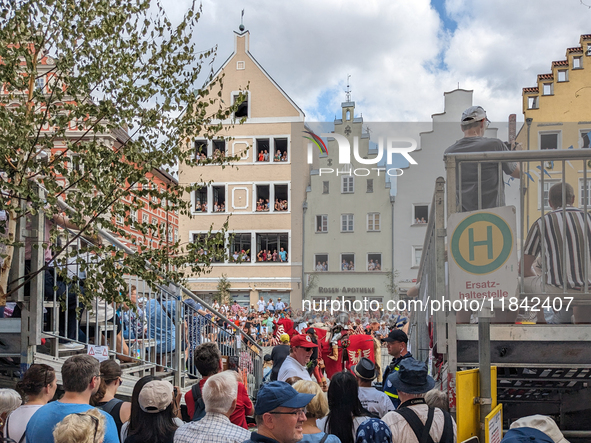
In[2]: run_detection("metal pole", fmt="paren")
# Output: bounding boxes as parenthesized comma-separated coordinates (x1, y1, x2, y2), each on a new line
(174, 285, 182, 387)
(478, 307, 493, 443)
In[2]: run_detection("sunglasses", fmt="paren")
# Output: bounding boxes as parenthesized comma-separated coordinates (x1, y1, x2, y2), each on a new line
(73, 413, 99, 442)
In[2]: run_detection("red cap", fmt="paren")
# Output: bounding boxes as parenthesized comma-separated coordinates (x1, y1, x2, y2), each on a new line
(290, 334, 318, 348)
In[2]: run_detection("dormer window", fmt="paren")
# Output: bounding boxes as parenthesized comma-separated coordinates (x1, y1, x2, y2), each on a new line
(542, 83, 553, 95)
(573, 56, 582, 69)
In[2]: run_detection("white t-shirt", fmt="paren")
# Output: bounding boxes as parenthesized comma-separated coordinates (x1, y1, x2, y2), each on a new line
(278, 355, 312, 382)
(257, 300, 265, 312)
(4, 404, 43, 442)
(358, 386, 395, 418)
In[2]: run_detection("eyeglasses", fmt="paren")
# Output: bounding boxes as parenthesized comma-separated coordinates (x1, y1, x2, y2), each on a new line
(269, 408, 307, 417)
(73, 413, 99, 442)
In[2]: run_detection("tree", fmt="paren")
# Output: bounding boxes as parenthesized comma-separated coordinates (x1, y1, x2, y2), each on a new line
(0, 0, 242, 308)
(214, 274, 231, 304)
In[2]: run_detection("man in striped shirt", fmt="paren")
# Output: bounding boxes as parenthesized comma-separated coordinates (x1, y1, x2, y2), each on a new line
(520, 183, 591, 323)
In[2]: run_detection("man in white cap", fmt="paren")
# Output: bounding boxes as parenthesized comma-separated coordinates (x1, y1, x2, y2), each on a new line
(444, 105, 520, 212)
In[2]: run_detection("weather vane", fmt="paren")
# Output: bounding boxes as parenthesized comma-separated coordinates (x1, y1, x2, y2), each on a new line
(239, 10, 245, 32)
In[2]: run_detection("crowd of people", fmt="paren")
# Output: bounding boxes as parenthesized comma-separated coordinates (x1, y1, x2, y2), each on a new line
(194, 200, 226, 213)
(0, 324, 571, 443)
(255, 198, 288, 212)
(257, 150, 288, 162)
(255, 248, 288, 263)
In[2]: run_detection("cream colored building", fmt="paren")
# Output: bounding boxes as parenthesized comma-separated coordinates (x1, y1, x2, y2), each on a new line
(518, 34, 591, 227)
(303, 101, 395, 307)
(179, 29, 307, 308)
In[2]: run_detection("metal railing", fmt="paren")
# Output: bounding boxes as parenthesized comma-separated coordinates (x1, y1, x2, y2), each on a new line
(1, 196, 263, 392)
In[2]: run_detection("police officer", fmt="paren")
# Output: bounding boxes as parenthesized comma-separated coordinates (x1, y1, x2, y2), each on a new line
(381, 329, 413, 408)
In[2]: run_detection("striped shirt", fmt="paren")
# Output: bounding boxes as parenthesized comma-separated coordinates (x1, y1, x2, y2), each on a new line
(523, 207, 591, 288)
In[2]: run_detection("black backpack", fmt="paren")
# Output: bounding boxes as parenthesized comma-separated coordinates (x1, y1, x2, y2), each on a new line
(191, 382, 206, 422)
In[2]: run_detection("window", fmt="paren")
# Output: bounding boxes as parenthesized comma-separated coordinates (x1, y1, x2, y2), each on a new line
(341, 176, 354, 193)
(274, 184, 288, 211)
(116, 214, 124, 225)
(255, 185, 270, 212)
(581, 130, 591, 149)
(212, 186, 225, 213)
(366, 179, 373, 193)
(230, 233, 251, 263)
(367, 253, 382, 271)
(195, 140, 207, 160)
(130, 210, 137, 224)
(233, 93, 248, 118)
(323, 181, 329, 194)
(580, 178, 591, 207)
(314, 254, 328, 272)
(541, 180, 559, 210)
(168, 227, 173, 242)
(273, 138, 289, 162)
(341, 214, 354, 232)
(367, 213, 380, 231)
(527, 96, 539, 109)
(540, 132, 559, 150)
(412, 246, 422, 268)
(256, 138, 270, 162)
(212, 139, 226, 159)
(557, 70, 568, 82)
(142, 214, 148, 223)
(573, 56, 582, 69)
(35, 76, 45, 92)
(413, 204, 429, 224)
(174, 229, 178, 242)
(195, 188, 208, 212)
(341, 253, 355, 271)
(542, 83, 553, 96)
(193, 233, 225, 263)
(316, 215, 328, 233)
(255, 233, 289, 263)
(236, 61, 245, 70)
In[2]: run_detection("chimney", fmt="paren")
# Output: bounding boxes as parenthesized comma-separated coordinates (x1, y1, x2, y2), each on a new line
(508, 114, 516, 147)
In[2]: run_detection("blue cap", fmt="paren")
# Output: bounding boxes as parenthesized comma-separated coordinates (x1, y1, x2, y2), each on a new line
(501, 428, 555, 443)
(254, 381, 314, 415)
(184, 299, 203, 311)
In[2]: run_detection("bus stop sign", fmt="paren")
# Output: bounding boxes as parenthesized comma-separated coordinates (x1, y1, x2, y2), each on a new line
(448, 206, 518, 302)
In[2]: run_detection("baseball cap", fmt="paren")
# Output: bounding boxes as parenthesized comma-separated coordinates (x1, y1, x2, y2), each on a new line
(138, 380, 173, 413)
(254, 381, 315, 415)
(381, 329, 408, 343)
(280, 333, 290, 343)
(461, 106, 489, 126)
(290, 334, 318, 348)
(510, 415, 569, 443)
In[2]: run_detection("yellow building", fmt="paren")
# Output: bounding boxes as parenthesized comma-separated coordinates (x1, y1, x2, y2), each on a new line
(517, 34, 591, 227)
(179, 29, 307, 308)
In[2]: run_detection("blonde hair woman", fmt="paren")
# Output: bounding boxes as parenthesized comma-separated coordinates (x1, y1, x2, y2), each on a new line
(53, 408, 106, 443)
(292, 380, 341, 443)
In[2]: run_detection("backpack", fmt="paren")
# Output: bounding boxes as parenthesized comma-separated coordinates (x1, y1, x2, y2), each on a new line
(191, 382, 206, 422)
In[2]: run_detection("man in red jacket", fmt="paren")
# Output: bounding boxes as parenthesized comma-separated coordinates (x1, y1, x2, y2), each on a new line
(184, 342, 253, 428)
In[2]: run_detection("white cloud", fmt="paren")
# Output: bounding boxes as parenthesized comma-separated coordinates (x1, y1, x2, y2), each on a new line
(162, 0, 591, 123)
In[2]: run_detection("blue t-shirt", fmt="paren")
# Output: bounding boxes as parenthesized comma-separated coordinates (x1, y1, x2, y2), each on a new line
(300, 432, 342, 443)
(279, 250, 287, 261)
(26, 401, 119, 443)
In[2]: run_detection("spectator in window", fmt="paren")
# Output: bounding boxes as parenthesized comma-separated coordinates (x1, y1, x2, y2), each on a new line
(263, 150, 269, 161)
(368, 260, 375, 271)
(258, 151, 264, 162)
(342, 260, 348, 271)
(349, 261, 355, 271)
(279, 248, 288, 263)
(273, 249, 278, 262)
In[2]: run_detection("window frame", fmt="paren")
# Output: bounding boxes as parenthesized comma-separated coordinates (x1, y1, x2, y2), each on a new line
(316, 215, 328, 233)
(527, 96, 539, 110)
(366, 178, 374, 193)
(340, 253, 355, 272)
(322, 181, 329, 194)
(412, 246, 423, 268)
(539, 131, 561, 150)
(367, 253, 382, 271)
(367, 212, 380, 232)
(341, 214, 354, 232)
(412, 204, 429, 225)
(557, 70, 568, 82)
(573, 56, 583, 69)
(542, 83, 553, 96)
(538, 179, 559, 210)
(579, 178, 591, 208)
(314, 254, 329, 272)
(341, 176, 354, 194)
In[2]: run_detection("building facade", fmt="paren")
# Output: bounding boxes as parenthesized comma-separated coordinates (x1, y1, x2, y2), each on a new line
(303, 101, 394, 307)
(179, 30, 307, 308)
(518, 34, 591, 226)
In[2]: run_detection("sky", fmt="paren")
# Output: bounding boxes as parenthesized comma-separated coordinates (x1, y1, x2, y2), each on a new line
(161, 0, 591, 124)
